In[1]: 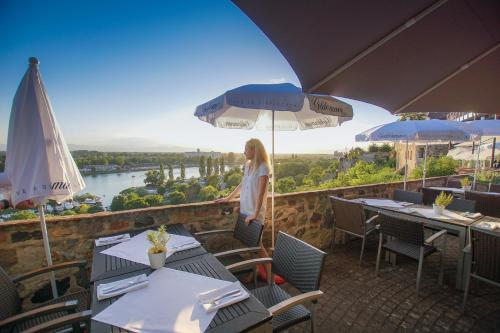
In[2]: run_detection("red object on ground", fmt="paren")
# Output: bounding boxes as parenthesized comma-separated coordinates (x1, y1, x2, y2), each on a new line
(257, 264, 285, 284)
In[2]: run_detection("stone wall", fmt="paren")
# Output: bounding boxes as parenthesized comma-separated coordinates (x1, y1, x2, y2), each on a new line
(0, 176, 453, 308)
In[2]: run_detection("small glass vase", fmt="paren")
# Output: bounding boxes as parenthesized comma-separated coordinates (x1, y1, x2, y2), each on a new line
(148, 251, 166, 269)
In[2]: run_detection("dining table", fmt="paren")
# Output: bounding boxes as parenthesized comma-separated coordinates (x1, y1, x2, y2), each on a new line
(90, 224, 272, 333)
(352, 198, 493, 290)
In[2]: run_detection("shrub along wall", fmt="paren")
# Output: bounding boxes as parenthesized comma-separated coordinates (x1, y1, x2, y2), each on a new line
(0, 176, 453, 308)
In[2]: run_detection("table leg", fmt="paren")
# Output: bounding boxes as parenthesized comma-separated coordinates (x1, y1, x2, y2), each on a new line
(456, 229, 467, 290)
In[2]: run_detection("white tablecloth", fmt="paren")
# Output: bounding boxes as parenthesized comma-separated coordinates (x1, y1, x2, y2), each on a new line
(100, 230, 200, 265)
(412, 208, 472, 222)
(93, 268, 233, 333)
(360, 199, 407, 208)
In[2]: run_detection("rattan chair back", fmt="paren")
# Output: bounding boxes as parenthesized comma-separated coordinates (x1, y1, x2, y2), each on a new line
(447, 198, 475, 212)
(394, 190, 423, 204)
(470, 227, 500, 283)
(490, 184, 500, 193)
(378, 214, 425, 246)
(234, 213, 264, 247)
(330, 196, 365, 235)
(464, 191, 500, 217)
(272, 231, 326, 293)
(0, 265, 21, 321)
(422, 187, 454, 206)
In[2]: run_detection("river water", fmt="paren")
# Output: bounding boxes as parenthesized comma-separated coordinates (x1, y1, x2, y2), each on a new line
(78, 166, 201, 207)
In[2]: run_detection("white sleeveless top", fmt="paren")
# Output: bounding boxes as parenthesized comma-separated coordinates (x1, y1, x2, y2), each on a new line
(240, 162, 270, 221)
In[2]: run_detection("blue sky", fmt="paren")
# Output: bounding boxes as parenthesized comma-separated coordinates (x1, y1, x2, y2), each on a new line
(0, 0, 397, 153)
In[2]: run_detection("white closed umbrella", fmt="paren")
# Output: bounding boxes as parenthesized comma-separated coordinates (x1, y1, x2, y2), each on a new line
(356, 120, 475, 189)
(2, 57, 86, 298)
(195, 83, 353, 247)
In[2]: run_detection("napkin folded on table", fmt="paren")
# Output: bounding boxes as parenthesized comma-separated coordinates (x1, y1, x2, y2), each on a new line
(476, 222, 499, 231)
(97, 274, 149, 301)
(168, 238, 201, 253)
(198, 281, 249, 313)
(95, 234, 131, 246)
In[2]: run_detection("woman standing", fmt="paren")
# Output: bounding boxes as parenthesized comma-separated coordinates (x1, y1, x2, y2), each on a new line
(217, 138, 270, 250)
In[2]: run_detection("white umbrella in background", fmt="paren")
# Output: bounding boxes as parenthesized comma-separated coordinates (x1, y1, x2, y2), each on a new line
(0, 57, 85, 298)
(195, 83, 353, 247)
(462, 120, 500, 189)
(356, 120, 475, 189)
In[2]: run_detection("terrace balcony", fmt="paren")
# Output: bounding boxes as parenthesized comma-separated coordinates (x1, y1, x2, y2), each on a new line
(0, 175, 499, 332)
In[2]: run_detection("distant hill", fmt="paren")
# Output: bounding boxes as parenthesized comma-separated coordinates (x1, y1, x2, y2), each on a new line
(67, 143, 195, 153)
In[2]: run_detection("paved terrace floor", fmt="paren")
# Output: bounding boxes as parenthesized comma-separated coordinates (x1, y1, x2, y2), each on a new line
(259, 234, 500, 333)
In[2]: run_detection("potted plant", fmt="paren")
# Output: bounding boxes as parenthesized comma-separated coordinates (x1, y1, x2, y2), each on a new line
(460, 177, 471, 191)
(147, 225, 170, 269)
(433, 192, 453, 215)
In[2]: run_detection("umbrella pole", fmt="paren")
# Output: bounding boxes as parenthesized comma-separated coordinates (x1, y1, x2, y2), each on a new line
(473, 137, 481, 190)
(404, 140, 408, 190)
(422, 142, 428, 188)
(38, 204, 58, 299)
(271, 110, 275, 250)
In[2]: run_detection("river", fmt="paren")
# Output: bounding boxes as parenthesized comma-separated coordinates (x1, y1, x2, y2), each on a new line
(78, 166, 202, 207)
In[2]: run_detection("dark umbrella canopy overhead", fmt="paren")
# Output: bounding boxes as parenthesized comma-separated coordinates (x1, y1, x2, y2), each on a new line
(232, 0, 500, 115)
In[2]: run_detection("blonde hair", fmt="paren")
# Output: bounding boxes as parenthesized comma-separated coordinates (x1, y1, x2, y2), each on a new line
(245, 138, 271, 175)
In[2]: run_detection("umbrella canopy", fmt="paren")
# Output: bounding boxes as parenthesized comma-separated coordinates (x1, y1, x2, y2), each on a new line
(195, 83, 353, 247)
(4, 58, 85, 206)
(1, 57, 85, 299)
(448, 144, 499, 161)
(232, 0, 500, 115)
(463, 120, 500, 137)
(356, 120, 475, 142)
(195, 83, 353, 130)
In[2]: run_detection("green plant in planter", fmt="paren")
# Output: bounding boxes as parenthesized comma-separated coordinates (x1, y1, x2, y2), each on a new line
(460, 177, 470, 187)
(434, 192, 453, 208)
(147, 225, 170, 254)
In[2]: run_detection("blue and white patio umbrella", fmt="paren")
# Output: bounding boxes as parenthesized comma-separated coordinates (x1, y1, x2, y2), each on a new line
(195, 83, 353, 247)
(461, 120, 500, 189)
(356, 120, 476, 189)
(0, 58, 85, 298)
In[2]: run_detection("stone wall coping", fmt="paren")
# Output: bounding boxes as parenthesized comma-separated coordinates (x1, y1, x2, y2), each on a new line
(0, 175, 456, 229)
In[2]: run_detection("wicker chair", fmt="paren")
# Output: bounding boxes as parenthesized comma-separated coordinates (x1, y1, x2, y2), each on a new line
(422, 187, 454, 206)
(195, 213, 264, 286)
(490, 184, 500, 193)
(447, 198, 475, 212)
(462, 226, 500, 313)
(393, 190, 423, 204)
(227, 231, 326, 332)
(330, 196, 379, 264)
(375, 213, 447, 294)
(446, 178, 462, 189)
(0, 261, 90, 333)
(464, 191, 500, 217)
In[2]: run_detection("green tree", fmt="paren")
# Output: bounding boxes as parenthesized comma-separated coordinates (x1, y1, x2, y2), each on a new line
(219, 156, 225, 174)
(111, 194, 127, 211)
(186, 178, 202, 202)
(276, 177, 296, 193)
(227, 152, 235, 164)
(180, 161, 186, 180)
(410, 156, 458, 179)
(226, 173, 242, 187)
(76, 204, 90, 214)
(124, 197, 148, 209)
(168, 191, 186, 204)
(167, 163, 174, 181)
(199, 156, 206, 178)
(199, 185, 219, 201)
(206, 157, 213, 176)
(144, 194, 164, 207)
(157, 185, 167, 195)
(175, 183, 189, 194)
(206, 174, 220, 189)
(10, 210, 37, 220)
(144, 170, 160, 186)
(308, 166, 325, 186)
(158, 163, 166, 185)
(88, 205, 104, 213)
(213, 158, 220, 175)
(399, 113, 427, 121)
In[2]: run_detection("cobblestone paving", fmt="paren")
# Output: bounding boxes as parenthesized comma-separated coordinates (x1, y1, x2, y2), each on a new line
(279, 235, 500, 333)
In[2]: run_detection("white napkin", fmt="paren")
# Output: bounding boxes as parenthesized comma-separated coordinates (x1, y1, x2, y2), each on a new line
(93, 268, 232, 333)
(476, 222, 500, 230)
(361, 199, 406, 208)
(412, 208, 472, 222)
(97, 274, 148, 301)
(100, 231, 201, 265)
(95, 234, 131, 246)
(462, 212, 482, 219)
(198, 281, 249, 313)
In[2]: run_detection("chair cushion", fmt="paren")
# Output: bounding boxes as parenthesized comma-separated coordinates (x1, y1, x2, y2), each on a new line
(383, 239, 436, 260)
(251, 284, 311, 332)
(3, 290, 89, 333)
